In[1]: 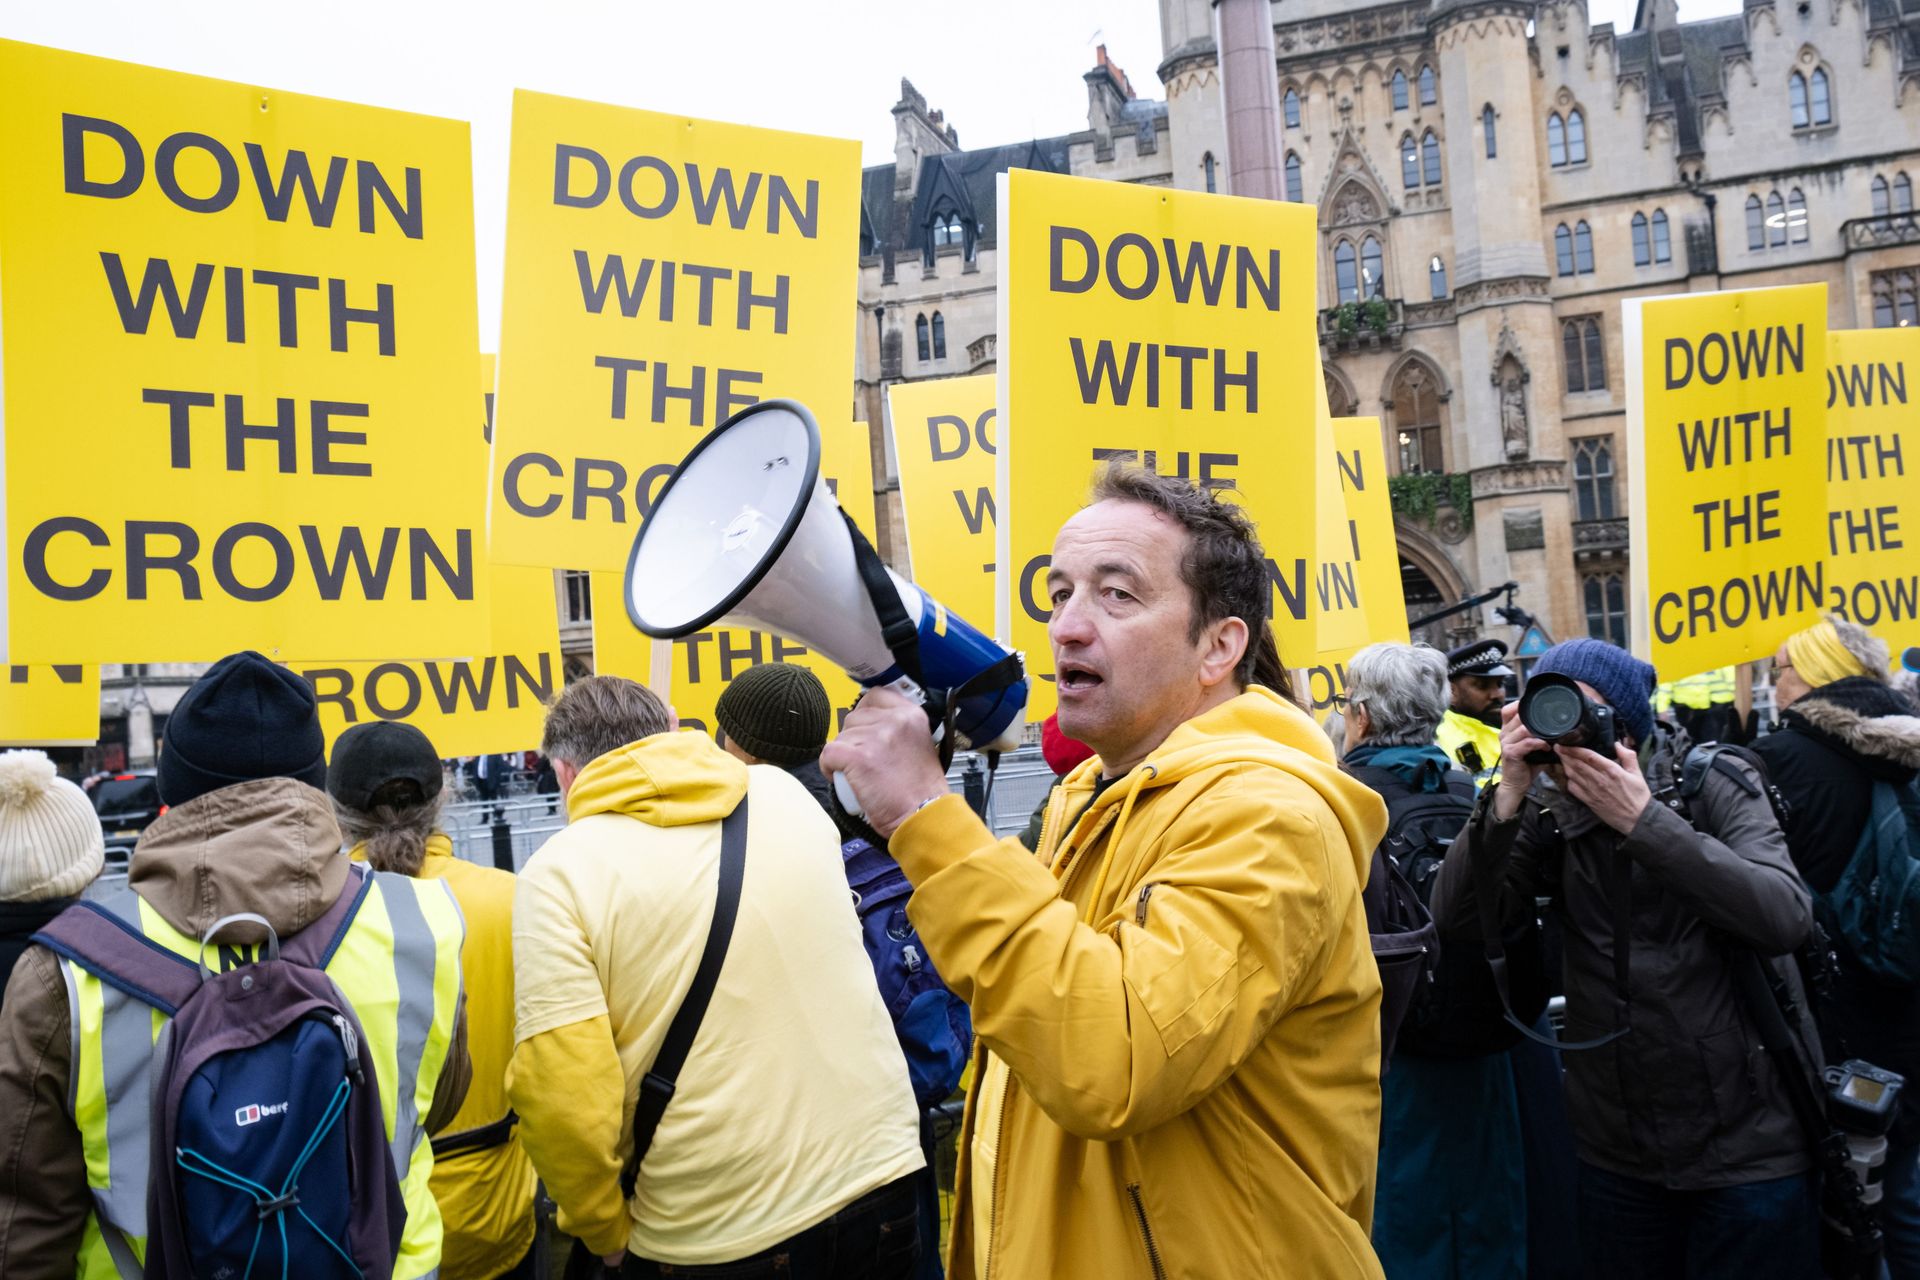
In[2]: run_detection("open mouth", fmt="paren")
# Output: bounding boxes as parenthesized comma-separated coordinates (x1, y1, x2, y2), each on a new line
(1059, 664, 1104, 692)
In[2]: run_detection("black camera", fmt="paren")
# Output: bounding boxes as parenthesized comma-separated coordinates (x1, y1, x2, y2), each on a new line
(1517, 673, 1618, 765)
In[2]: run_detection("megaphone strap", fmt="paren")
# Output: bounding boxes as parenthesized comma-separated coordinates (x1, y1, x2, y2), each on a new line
(840, 508, 925, 688)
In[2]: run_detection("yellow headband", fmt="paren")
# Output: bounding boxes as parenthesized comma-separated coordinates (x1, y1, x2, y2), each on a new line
(1785, 619, 1870, 688)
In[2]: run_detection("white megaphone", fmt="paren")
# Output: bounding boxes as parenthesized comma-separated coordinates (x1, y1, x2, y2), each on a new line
(624, 399, 1028, 815)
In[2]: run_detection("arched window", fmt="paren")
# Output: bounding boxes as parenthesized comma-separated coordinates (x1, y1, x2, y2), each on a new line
(1747, 194, 1766, 250)
(1767, 190, 1787, 248)
(1563, 317, 1607, 392)
(1202, 151, 1217, 193)
(932, 214, 963, 247)
(1418, 65, 1437, 106)
(1392, 69, 1409, 111)
(1572, 436, 1617, 520)
(1285, 152, 1303, 204)
(1651, 209, 1671, 263)
(1430, 254, 1448, 299)
(1402, 133, 1421, 189)
(931, 311, 946, 359)
(1391, 361, 1445, 474)
(1788, 188, 1809, 243)
(1584, 572, 1628, 647)
(1483, 104, 1497, 158)
(1790, 71, 1810, 128)
(1810, 68, 1832, 125)
(1897, 173, 1915, 213)
(1574, 220, 1594, 273)
(1361, 236, 1384, 297)
(1873, 268, 1919, 328)
(1335, 241, 1359, 303)
(1422, 131, 1442, 186)
(1566, 109, 1587, 164)
(1547, 112, 1567, 167)
(915, 313, 930, 362)
(1284, 88, 1302, 129)
(1555, 223, 1575, 276)
(1874, 174, 1891, 216)
(1325, 371, 1356, 418)
(1632, 211, 1651, 266)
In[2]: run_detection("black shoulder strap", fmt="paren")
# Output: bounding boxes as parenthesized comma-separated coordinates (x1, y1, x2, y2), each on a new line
(841, 509, 923, 688)
(622, 796, 749, 1198)
(1470, 795, 1633, 1052)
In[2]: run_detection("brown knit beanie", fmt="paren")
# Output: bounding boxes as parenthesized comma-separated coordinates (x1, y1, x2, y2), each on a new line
(714, 663, 832, 767)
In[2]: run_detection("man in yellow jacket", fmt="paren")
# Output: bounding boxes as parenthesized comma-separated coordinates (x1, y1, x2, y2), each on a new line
(1437, 639, 1512, 789)
(826, 466, 1391, 1279)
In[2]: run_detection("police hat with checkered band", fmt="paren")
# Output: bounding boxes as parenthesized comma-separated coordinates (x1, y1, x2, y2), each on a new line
(1446, 639, 1514, 680)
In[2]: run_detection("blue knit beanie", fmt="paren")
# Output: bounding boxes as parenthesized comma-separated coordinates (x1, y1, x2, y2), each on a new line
(1531, 637, 1657, 747)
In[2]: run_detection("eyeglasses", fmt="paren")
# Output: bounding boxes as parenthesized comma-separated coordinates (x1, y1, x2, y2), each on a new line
(1330, 694, 1360, 712)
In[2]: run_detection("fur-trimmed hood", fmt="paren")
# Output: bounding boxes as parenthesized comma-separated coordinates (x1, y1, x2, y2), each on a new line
(1782, 676, 1920, 777)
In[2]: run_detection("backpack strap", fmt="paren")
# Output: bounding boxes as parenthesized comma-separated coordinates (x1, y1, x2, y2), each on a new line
(281, 863, 374, 970)
(32, 893, 200, 1016)
(621, 796, 749, 1198)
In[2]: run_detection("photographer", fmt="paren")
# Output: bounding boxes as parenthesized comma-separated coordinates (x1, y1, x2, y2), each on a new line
(1430, 638, 1819, 1279)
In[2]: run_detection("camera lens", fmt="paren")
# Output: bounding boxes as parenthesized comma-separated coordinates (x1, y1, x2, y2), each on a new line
(1524, 684, 1584, 738)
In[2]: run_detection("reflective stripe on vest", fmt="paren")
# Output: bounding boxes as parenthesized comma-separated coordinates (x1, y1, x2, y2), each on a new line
(62, 873, 464, 1280)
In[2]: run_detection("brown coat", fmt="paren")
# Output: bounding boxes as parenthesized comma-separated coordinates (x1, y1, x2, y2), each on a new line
(1430, 728, 1819, 1189)
(0, 778, 471, 1279)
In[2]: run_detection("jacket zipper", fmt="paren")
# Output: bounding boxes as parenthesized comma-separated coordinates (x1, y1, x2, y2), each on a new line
(1127, 1183, 1168, 1280)
(1136, 883, 1156, 927)
(984, 1071, 1015, 1280)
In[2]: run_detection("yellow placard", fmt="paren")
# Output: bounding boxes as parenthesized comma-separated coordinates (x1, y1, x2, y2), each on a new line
(488, 91, 860, 571)
(595, 422, 877, 739)
(996, 169, 1321, 719)
(0, 663, 101, 746)
(1299, 416, 1408, 709)
(1825, 329, 1920, 638)
(0, 39, 487, 663)
(1625, 284, 1828, 674)
(291, 356, 559, 757)
(886, 375, 998, 631)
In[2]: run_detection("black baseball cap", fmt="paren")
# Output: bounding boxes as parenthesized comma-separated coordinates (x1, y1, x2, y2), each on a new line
(327, 721, 444, 812)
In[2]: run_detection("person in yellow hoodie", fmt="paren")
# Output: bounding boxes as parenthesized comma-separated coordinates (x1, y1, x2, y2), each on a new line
(509, 676, 926, 1278)
(825, 466, 1391, 1279)
(327, 721, 538, 1280)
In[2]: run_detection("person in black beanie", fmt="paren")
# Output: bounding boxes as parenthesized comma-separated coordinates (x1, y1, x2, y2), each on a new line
(714, 662, 848, 834)
(0, 651, 473, 1279)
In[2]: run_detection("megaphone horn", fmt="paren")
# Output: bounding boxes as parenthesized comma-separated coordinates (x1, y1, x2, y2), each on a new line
(625, 400, 1028, 814)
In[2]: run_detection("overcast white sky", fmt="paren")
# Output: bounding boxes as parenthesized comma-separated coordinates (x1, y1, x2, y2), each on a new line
(5, 0, 1738, 346)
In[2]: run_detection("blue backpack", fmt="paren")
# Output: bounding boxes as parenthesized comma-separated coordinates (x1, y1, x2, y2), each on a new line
(1820, 778, 1920, 986)
(34, 865, 405, 1280)
(842, 839, 972, 1108)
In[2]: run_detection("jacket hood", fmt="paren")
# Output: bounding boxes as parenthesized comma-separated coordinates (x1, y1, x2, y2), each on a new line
(129, 777, 349, 943)
(1786, 678, 1920, 779)
(1071, 686, 1387, 883)
(565, 730, 748, 827)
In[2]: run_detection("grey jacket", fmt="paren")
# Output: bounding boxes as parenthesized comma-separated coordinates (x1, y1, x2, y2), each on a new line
(1431, 727, 1820, 1189)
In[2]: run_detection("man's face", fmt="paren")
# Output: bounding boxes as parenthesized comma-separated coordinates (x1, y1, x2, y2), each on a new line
(1452, 674, 1506, 716)
(1046, 500, 1244, 775)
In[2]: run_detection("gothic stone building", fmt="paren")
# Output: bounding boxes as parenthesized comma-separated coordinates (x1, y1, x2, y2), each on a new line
(858, 0, 1920, 658)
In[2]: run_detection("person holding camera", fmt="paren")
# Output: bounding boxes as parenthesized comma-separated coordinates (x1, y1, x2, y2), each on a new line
(1430, 638, 1820, 1279)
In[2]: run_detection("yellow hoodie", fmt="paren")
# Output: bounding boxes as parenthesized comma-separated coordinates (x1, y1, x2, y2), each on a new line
(891, 687, 1389, 1279)
(508, 731, 923, 1265)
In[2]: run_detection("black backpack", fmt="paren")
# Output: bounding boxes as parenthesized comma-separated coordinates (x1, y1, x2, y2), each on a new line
(1349, 763, 1550, 1059)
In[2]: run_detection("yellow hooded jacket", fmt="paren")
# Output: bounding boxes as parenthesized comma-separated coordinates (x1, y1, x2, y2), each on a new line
(890, 687, 1390, 1279)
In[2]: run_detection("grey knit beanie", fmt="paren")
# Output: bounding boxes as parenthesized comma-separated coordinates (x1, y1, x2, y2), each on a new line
(0, 750, 105, 901)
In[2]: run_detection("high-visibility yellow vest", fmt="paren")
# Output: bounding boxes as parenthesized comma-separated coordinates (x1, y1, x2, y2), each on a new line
(1436, 709, 1503, 790)
(1656, 667, 1737, 712)
(61, 872, 465, 1280)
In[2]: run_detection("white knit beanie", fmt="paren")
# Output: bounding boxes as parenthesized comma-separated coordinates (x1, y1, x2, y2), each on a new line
(0, 750, 105, 901)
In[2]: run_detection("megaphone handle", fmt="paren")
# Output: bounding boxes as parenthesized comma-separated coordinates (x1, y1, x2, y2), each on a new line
(833, 770, 866, 817)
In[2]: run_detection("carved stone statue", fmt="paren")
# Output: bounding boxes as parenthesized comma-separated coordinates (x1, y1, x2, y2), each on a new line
(1500, 376, 1529, 460)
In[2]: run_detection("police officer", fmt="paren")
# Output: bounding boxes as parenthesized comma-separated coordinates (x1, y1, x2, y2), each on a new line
(1437, 639, 1512, 789)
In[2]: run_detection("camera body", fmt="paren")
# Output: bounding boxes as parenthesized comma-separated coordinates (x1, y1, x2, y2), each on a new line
(1517, 672, 1619, 765)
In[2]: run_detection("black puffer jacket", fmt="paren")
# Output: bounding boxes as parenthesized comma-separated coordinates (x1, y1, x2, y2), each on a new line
(1752, 677, 1920, 1142)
